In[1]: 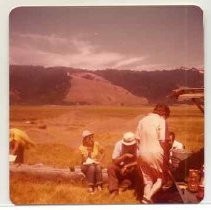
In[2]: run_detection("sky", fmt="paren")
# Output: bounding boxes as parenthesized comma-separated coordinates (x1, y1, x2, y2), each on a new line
(9, 6, 204, 71)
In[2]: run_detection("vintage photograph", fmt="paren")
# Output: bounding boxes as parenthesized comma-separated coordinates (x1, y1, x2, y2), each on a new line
(9, 6, 204, 204)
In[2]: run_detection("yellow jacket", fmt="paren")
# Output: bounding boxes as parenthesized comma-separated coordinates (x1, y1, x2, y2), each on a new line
(10, 128, 35, 147)
(79, 141, 103, 160)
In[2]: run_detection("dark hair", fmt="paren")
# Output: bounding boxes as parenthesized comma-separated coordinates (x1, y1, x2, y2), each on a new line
(169, 131, 175, 139)
(82, 138, 87, 146)
(153, 103, 170, 118)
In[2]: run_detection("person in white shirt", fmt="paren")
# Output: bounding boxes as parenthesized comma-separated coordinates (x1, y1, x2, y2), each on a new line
(169, 131, 185, 150)
(107, 132, 143, 200)
(136, 104, 170, 203)
(168, 131, 185, 166)
(162, 131, 185, 188)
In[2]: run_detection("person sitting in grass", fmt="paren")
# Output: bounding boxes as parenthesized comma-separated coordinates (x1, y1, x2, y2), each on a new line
(169, 131, 185, 151)
(164, 131, 185, 166)
(79, 130, 105, 194)
(162, 131, 185, 188)
(107, 132, 144, 200)
(167, 131, 185, 167)
(9, 128, 35, 164)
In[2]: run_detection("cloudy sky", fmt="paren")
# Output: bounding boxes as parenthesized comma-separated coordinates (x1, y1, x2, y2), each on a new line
(9, 6, 203, 71)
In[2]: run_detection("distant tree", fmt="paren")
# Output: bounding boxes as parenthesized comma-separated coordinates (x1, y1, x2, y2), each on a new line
(95, 68, 204, 103)
(10, 65, 72, 104)
(9, 65, 204, 105)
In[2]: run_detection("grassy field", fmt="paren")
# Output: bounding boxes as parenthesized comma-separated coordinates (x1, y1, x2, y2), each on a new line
(9, 104, 204, 204)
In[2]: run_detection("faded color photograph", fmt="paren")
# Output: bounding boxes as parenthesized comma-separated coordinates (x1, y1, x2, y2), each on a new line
(9, 6, 204, 204)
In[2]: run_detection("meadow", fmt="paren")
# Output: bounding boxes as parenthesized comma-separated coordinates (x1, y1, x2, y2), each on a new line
(10, 104, 204, 204)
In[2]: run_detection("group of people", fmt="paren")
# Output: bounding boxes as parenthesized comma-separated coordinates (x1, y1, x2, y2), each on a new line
(78, 103, 185, 203)
(9, 103, 185, 203)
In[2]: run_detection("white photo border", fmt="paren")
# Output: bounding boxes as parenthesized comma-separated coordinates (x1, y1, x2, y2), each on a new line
(0, 0, 210, 208)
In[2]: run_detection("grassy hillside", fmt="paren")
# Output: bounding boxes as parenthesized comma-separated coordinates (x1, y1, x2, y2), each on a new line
(64, 73, 147, 105)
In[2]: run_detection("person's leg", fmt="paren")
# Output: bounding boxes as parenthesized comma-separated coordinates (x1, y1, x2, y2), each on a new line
(131, 167, 144, 201)
(107, 164, 121, 193)
(81, 164, 95, 192)
(120, 168, 136, 191)
(86, 164, 96, 187)
(95, 164, 103, 190)
(14, 144, 24, 164)
(120, 178, 132, 192)
(143, 181, 153, 200)
(145, 178, 162, 201)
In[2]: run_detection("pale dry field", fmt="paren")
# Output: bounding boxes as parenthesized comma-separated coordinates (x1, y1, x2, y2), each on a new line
(10, 104, 204, 204)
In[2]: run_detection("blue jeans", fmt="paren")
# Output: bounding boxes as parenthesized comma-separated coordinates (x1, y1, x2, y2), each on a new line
(81, 164, 103, 187)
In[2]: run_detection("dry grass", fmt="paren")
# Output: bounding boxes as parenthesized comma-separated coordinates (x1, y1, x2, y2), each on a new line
(24, 144, 81, 168)
(10, 174, 139, 205)
(9, 104, 204, 204)
(10, 105, 71, 121)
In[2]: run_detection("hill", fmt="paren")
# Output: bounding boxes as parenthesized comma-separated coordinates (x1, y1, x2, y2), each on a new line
(95, 68, 204, 103)
(10, 65, 71, 104)
(9, 65, 203, 105)
(64, 72, 147, 105)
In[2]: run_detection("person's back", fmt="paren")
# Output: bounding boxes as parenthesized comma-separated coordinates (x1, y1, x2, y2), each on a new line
(10, 128, 35, 147)
(137, 113, 164, 155)
(135, 103, 170, 203)
(9, 128, 35, 164)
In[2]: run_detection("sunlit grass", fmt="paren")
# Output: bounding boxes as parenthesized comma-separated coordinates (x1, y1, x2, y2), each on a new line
(10, 173, 138, 204)
(10, 104, 204, 204)
(24, 144, 81, 168)
(10, 105, 152, 122)
(10, 105, 72, 121)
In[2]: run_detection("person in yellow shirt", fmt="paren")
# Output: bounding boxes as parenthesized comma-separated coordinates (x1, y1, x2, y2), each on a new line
(79, 130, 105, 194)
(9, 128, 35, 164)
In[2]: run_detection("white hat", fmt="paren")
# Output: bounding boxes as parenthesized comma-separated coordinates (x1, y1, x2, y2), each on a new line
(82, 130, 94, 138)
(122, 132, 136, 146)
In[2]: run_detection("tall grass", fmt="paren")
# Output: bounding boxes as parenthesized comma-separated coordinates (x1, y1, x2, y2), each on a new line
(10, 173, 139, 204)
(10, 104, 204, 204)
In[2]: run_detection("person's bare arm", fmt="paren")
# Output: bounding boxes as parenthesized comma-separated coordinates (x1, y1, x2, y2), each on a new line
(124, 161, 137, 169)
(121, 160, 137, 175)
(113, 153, 134, 165)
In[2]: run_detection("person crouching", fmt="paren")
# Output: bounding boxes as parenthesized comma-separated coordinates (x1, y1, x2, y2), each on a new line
(107, 132, 144, 200)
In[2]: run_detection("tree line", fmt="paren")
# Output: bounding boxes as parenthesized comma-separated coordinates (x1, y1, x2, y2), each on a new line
(10, 65, 72, 104)
(95, 68, 203, 103)
(10, 65, 203, 104)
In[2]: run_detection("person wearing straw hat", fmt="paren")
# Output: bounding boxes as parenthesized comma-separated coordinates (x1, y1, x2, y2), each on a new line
(9, 128, 35, 164)
(79, 130, 105, 194)
(107, 132, 143, 199)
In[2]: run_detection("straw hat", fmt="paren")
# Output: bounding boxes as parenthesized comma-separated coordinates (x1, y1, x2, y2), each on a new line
(122, 132, 136, 146)
(82, 130, 94, 138)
